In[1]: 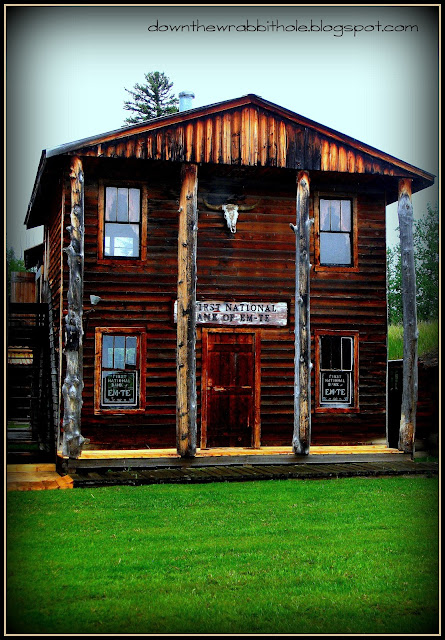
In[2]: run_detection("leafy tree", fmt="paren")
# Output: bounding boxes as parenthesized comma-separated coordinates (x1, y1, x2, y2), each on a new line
(387, 244, 403, 324)
(123, 71, 179, 124)
(414, 204, 439, 321)
(387, 204, 439, 324)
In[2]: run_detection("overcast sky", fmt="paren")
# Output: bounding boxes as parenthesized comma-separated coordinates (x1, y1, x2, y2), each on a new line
(5, 4, 439, 257)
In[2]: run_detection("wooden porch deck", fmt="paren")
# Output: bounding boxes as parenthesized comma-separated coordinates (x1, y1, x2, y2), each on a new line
(73, 444, 402, 460)
(7, 447, 438, 491)
(57, 445, 436, 487)
(58, 445, 408, 474)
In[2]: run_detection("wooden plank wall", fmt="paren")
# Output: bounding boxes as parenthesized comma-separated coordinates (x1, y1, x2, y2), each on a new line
(10, 273, 36, 303)
(46, 191, 66, 423)
(310, 190, 387, 444)
(198, 168, 296, 447)
(79, 106, 400, 180)
(81, 161, 181, 448)
(68, 159, 387, 449)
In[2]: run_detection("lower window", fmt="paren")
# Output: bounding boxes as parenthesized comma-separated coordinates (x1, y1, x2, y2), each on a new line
(94, 327, 146, 414)
(315, 331, 359, 411)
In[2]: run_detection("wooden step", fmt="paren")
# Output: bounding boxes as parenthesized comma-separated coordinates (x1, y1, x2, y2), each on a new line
(7, 463, 73, 491)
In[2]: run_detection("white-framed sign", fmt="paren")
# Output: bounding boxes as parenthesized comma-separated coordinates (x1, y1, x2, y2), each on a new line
(102, 371, 138, 407)
(174, 301, 288, 326)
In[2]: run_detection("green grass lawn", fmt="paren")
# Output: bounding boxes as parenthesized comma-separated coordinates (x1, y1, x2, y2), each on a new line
(7, 477, 439, 635)
(388, 320, 439, 361)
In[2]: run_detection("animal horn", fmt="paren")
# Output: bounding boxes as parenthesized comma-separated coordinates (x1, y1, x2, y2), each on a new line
(202, 197, 223, 211)
(237, 200, 260, 212)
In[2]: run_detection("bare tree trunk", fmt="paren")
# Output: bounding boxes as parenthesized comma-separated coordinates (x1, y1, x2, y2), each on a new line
(397, 178, 418, 454)
(291, 170, 311, 455)
(176, 163, 198, 457)
(61, 156, 85, 458)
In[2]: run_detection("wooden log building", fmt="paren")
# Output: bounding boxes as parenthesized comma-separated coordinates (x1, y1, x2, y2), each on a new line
(24, 94, 435, 460)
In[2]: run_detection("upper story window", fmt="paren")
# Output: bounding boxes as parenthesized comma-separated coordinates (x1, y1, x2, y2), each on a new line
(320, 199, 351, 265)
(314, 195, 358, 272)
(98, 182, 148, 262)
(104, 187, 140, 258)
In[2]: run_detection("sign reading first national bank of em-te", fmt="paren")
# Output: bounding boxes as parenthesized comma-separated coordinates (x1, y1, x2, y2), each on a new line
(174, 301, 288, 326)
(103, 371, 137, 406)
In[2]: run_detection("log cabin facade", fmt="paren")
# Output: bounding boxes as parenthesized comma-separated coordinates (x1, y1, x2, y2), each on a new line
(24, 94, 435, 459)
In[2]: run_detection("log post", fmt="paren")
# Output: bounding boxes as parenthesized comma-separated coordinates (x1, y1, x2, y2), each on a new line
(176, 163, 198, 457)
(397, 178, 418, 454)
(61, 156, 86, 458)
(291, 170, 311, 455)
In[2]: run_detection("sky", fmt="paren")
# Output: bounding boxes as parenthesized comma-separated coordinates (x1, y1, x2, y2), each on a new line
(5, 4, 439, 257)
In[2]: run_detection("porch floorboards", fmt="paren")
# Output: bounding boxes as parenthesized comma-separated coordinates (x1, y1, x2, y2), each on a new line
(54, 446, 438, 488)
(74, 444, 403, 460)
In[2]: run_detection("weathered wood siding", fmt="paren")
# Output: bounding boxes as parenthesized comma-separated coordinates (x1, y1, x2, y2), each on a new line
(310, 191, 387, 444)
(10, 272, 36, 303)
(81, 161, 181, 447)
(46, 186, 68, 423)
(74, 159, 387, 449)
(77, 105, 404, 179)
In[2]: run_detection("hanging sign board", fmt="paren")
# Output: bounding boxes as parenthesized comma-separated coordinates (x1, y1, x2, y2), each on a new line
(321, 371, 351, 404)
(102, 371, 138, 407)
(174, 301, 288, 326)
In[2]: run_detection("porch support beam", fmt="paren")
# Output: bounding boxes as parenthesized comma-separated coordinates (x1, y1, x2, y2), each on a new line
(397, 178, 418, 454)
(61, 155, 86, 458)
(291, 170, 312, 455)
(176, 163, 198, 457)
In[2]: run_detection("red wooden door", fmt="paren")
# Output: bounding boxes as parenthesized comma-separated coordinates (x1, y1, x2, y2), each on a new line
(202, 331, 259, 448)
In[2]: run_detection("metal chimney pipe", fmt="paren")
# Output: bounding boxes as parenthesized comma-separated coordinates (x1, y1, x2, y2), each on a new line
(179, 91, 195, 112)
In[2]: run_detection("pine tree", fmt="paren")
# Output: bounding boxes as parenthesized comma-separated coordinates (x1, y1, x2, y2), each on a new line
(123, 71, 179, 124)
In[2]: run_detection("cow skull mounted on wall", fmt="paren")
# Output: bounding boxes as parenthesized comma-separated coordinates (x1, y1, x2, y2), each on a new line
(203, 198, 259, 233)
(222, 204, 239, 233)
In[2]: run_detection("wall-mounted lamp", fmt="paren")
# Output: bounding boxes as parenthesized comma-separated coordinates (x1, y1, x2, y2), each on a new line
(90, 295, 102, 306)
(84, 295, 102, 334)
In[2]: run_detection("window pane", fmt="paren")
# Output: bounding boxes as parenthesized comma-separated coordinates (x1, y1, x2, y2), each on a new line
(320, 334, 354, 406)
(321, 336, 342, 370)
(104, 223, 140, 257)
(117, 188, 129, 222)
(320, 232, 351, 265)
(331, 337, 342, 369)
(340, 200, 351, 232)
(100, 333, 141, 409)
(125, 337, 137, 367)
(105, 187, 117, 222)
(129, 189, 141, 223)
(114, 336, 126, 369)
(320, 336, 332, 370)
(342, 337, 353, 371)
(102, 335, 114, 368)
(330, 201, 341, 231)
(320, 200, 330, 231)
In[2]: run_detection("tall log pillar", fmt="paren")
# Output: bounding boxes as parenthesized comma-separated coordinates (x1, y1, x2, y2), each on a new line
(176, 163, 198, 457)
(291, 170, 312, 455)
(397, 178, 418, 454)
(61, 156, 86, 458)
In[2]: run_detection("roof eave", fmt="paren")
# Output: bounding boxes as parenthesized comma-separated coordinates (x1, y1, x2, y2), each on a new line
(25, 150, 48, 229)
(43, 94, 435, 185)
